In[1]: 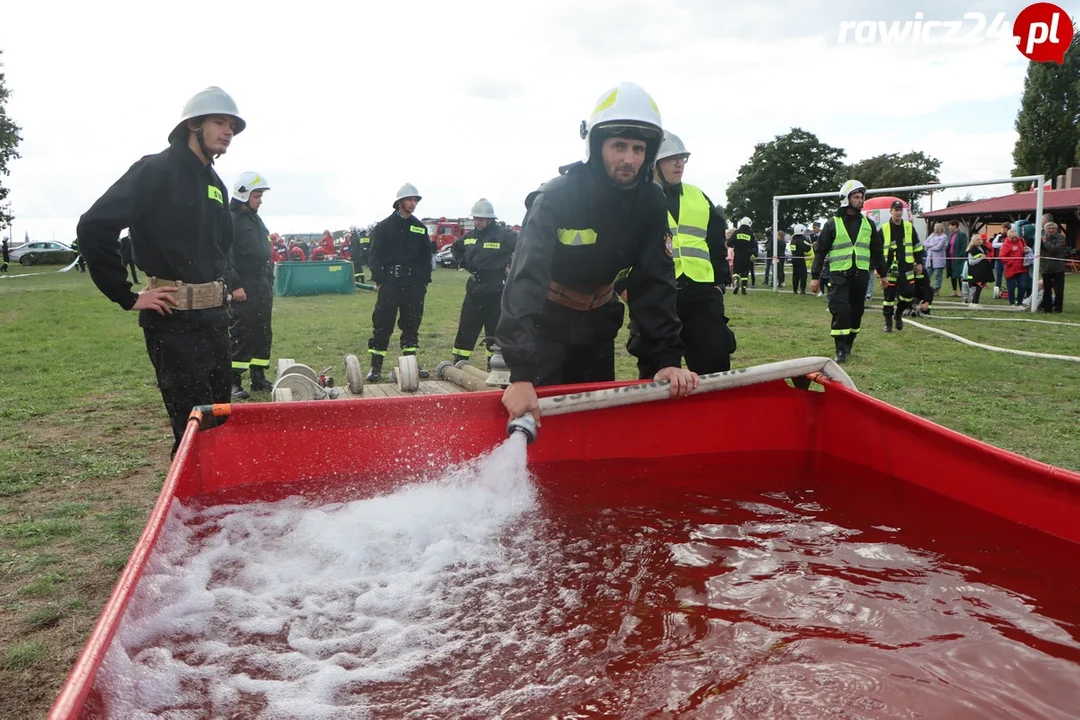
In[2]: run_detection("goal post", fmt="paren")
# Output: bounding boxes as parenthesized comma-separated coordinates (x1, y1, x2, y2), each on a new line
(770, 175, 1046, 313)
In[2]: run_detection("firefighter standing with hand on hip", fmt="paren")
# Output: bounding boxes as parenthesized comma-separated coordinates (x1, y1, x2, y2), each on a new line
(77, 86, 244, 456)
(809, 180, 888, 363)
(365, 183, 433, 382)
(228, 171, 276, 398)
(496, 82, 698, 424)
(450, 198, 516, 369)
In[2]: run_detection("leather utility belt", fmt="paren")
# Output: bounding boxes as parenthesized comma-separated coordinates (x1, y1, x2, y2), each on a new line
(384, 265, 416, 279)
(147, 277, 226, 310)
(547, 281, 614, 311)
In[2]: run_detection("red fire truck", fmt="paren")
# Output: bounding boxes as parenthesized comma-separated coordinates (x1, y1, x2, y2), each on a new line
(423, 217, 475, 251)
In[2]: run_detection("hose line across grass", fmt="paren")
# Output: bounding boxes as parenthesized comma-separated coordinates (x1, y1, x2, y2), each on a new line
(905, 320, 1080, 363)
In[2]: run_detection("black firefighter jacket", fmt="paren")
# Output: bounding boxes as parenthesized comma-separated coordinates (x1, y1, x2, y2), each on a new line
(497, 162, 684, 384)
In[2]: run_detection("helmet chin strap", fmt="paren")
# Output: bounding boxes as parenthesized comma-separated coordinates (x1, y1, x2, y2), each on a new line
(657, 166, 678, 189)
(193, 127, 221, 161)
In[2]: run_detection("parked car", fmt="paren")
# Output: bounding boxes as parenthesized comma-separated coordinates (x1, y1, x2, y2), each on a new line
(435, 245, 459, 269)
(10, 241, 77, 266)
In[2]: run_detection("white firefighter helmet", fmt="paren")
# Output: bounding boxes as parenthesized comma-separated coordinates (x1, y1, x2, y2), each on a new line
(233, 171, 270, 203)
(655, 131, 689, 163)
(739, 217, 752, 228)
(792, 223, 807, 236)
(471, 198, 496, 219)
(393, 183, 422, 209)
(839, 179, 866, 207)
(579, 82, 663, 162)
(168, 86, 245, 143)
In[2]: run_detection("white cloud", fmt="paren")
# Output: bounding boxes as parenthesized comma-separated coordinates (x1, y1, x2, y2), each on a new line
(0, 0, 1044, 242)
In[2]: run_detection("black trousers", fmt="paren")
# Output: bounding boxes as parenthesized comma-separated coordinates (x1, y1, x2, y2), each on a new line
(791, 259, 807, 293)
(143, 315, 231, 455)
(368, 282, 426, 353)
(827, 270, 870, 339)
(634, 283, 733, 378)
(732, 258, 753, 287)
(453, 287, 502, 358)
(1041, 272, 1065, 312)
(773, 255, 790, 284)
(76, 255, 86, 272)
(882, 278, 914, 317)
(533, 340, 616, 386)
(229, 281, 274, 372)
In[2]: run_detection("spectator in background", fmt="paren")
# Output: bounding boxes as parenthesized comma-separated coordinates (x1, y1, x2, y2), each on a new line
(71, 238, 87, 273)
(999, 228, 1028, 306)
(991, 222, 1009, 296)
(1040, 222, 1067, 313)
(119, 233, 140, 284)
(764, 229, 786, 287)
(965, 233, 994, 304)
(1, 237, 9, 273)
(775, 229, 786, 288)
(924, 222, 948, 296)
(946, 220, 968, 297)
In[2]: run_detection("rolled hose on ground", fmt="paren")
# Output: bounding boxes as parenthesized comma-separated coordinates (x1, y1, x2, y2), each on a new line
(436, 362, 490, 392)
(507, 357, 855, 444)
(455, 361, 490, 381)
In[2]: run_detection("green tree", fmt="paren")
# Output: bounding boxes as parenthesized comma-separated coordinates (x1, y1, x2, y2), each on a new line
(1011, 31, 1080, 191)
(725, 128, 846, 231)
(837, 151, 942, 213)
(0, 49, 21, 232)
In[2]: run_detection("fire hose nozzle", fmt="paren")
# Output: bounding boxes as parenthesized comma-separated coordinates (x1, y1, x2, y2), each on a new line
(506, 414, 537, 445)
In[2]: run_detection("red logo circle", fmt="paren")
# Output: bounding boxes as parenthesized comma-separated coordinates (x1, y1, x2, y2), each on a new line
(1013, 2, 1074, 63)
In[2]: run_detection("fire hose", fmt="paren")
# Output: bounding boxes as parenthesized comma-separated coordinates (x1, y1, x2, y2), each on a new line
(507, 356, 855, 444)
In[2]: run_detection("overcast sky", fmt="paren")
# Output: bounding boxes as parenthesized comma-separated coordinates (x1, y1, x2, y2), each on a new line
(1, 0, 1062, 241)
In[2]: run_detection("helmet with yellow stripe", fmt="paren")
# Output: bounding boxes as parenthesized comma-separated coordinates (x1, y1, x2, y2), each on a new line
(839, 179, 866, 208)
(579, 82, 663, 165)
(233, 171, 270, 203)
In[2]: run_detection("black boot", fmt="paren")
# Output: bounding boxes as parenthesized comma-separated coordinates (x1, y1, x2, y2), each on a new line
(846, 334, 856, 354)
(403, 351, 429, 379)
(884, 313, 893, 333)
(231, 370, 249, 400)
(894, 312, 904, 331)
(834, 336, 849, 364)
(365, 354, 384, 383)
(250, 366, 273, 392)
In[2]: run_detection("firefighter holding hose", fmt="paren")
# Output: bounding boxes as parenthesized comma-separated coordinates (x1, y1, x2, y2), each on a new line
(497, 82, 698, 424)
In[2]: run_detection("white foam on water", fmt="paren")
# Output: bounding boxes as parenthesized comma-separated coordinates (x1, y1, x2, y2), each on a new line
(96, 434, 594, 719)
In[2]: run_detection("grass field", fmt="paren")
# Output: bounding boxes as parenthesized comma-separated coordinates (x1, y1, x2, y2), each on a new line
(1, 263, 1078, 718)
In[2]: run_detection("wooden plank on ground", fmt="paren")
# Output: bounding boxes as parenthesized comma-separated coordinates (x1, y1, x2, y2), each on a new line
(363, 384, 388, 399)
